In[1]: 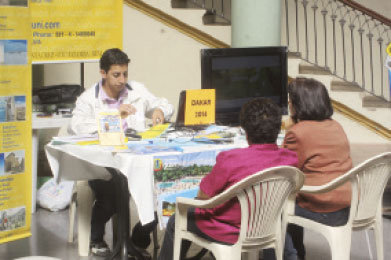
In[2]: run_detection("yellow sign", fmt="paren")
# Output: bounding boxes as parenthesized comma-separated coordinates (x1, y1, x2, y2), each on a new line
(387, 43, 391, 56)
(31, 0, 123, 63)
(184, 89, 215, 126)
(0, 2, 32, 243)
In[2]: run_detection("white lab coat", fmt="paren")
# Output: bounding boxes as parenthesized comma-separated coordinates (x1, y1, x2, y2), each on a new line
(69, 80, 174, 134)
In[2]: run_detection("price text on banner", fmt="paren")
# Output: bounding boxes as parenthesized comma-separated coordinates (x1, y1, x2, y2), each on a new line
(31, 0, 123, 63)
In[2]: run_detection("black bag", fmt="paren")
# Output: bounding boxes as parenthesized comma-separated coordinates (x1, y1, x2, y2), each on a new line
(35, 84, 83, 104)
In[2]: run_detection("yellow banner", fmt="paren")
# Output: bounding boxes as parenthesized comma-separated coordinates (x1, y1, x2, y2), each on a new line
(0, 1, 32, 244)
(184, 89, 215, 126)
(31, 0, 123, 63)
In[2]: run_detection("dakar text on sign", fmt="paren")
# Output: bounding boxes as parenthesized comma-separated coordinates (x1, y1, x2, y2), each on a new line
(184, 89, 215, 126)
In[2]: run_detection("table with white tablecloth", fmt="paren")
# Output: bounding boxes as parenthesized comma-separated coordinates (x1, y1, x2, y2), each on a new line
(45, 139, 247, 225)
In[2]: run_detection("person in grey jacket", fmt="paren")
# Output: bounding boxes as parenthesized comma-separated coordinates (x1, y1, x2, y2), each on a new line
(69, 48, 173, 257)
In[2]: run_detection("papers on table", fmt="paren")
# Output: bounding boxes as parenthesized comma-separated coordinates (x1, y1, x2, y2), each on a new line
(49, 124, 255, 154)
(139, 123, 171, 139)
(124, 144, 183, 154)
(51, 134, 99, 145)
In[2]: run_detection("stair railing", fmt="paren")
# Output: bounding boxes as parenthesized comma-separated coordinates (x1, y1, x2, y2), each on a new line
(177, 0, 390, 102)
(283, 0, 391, 102)
(186, 0, 231, 23)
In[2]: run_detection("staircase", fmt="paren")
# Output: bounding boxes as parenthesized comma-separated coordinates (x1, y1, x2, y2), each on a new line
(124, 0, 391, 141)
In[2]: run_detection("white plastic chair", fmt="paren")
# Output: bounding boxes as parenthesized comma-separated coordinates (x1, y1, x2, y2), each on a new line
(68, 181, 159, 256)
(173, 166, 304, 260)
(68, 180, 95, 256)
(284, 152, 391, 260)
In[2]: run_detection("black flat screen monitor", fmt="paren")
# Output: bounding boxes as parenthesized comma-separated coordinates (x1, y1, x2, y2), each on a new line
(201, 46, 288, 126)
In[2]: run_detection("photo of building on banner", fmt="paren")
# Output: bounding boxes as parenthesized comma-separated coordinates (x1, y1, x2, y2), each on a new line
(153, 151, 218, 228)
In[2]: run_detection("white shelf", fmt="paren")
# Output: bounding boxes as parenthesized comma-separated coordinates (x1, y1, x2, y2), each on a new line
(32, 113, 71, 129)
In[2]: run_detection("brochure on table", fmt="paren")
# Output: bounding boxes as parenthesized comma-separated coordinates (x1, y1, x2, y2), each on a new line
(96, 111, 125, 146)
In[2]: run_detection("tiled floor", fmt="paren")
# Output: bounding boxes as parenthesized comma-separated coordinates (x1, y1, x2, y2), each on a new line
(1, 145, 391, 259)
(1, 196, 391, 260)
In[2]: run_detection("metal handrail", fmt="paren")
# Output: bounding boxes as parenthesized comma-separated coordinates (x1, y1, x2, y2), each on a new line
(283, 0, 390, 102)
(184, 0, 391, 102)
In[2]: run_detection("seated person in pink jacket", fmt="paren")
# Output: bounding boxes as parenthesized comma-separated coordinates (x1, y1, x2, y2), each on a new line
(283, 78, 352, 260)
(158, 97, 298, 260)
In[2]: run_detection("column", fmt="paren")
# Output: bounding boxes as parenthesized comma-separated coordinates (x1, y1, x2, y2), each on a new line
(231, 0, 282, 47)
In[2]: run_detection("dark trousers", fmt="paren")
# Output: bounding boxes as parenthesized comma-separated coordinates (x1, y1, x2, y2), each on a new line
(89, 177, 157, 249)
(89, 178, 116, 243)
(158, 208, 229, 260)
(284, 204, 350, 260)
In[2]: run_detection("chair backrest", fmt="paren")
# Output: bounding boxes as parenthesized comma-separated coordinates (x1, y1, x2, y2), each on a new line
(216, 166, 304, 250)
(348, 152, 391, 227)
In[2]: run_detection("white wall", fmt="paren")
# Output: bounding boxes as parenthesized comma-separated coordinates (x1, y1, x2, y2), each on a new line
(37, 1, 390, 145)
(121, 4, 208, 112)
(39, 0, 389, 109)
(39, 4, 212, 118)
(354, 0, 390, 18)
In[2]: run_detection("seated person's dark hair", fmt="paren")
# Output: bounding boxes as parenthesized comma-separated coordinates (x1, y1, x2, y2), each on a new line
(288, 77, 333, 123)
(100, 48, 130, 72)
(239, 97, 282, 144)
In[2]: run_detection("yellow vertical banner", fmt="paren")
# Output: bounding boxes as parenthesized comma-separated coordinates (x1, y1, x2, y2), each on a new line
(31, 0, 123, 63)
(0, 0, 32, 243)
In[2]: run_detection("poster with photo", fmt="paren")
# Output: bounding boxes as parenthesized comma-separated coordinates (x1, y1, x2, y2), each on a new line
(0, 0, 28, 7)
(0, 153, 4, 176)
(0, 206, 26, 233)
(0, 3, 31, 243)
(4, 150, 25, 175)
(0, 40, 27, 65)
(153, 151, 218, 227)
(97, 111, 125, 146)
(0, 95, 26, 122)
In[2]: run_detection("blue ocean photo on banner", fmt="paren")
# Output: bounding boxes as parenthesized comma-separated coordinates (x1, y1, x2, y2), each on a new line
(0, 40, 27, 65)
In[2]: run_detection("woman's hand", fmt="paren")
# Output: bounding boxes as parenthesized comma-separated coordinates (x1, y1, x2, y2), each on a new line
(283, 117, 295, 130)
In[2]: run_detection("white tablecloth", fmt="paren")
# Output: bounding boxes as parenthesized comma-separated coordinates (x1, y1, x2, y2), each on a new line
(45, 141, 247, 224)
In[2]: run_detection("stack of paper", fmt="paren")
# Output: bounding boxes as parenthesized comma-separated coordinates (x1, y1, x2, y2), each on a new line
(51, 134, 99, 145)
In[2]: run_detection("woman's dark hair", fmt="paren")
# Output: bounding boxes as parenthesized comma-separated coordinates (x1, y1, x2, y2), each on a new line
(100, 48, 130, 72)
(288, 77, 333, 123)
(240, 97, 282, 144)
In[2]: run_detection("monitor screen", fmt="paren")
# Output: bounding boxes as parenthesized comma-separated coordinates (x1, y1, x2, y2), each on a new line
(201, 46, 288, 126)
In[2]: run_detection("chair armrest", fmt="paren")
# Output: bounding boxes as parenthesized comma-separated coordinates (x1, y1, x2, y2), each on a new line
(298, 153, 391, 194)
(300, 173, 351, 194)
(176, 197, 205, 207)
(176, 192, 237, 209)
(284, 195, 296, 214)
